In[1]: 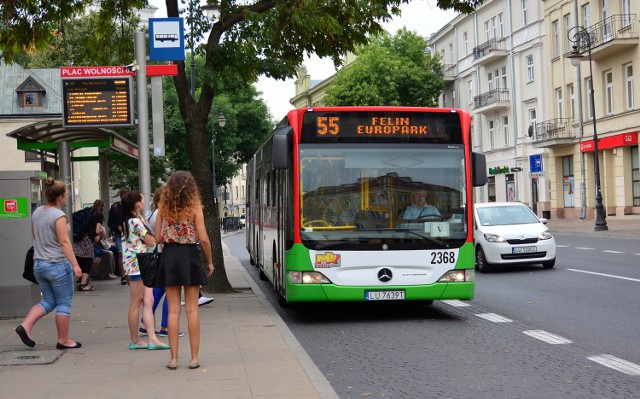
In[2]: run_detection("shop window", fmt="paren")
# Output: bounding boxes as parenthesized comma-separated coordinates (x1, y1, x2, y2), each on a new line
(632, 147, 640, 206)
(487, 176, 496, 202)
(562, 155, 575, 207)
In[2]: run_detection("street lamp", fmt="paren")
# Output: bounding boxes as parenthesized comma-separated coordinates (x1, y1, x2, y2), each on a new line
(211, 112, 226, 205)
(567, 26, 608, 231)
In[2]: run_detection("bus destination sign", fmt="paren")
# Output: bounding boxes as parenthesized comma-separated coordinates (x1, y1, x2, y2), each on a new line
(62, 77, 134, 127)
(301, 111, 462, 144)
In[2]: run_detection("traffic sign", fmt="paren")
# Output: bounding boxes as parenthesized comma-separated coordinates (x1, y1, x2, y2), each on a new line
(149, 18, 185, 61)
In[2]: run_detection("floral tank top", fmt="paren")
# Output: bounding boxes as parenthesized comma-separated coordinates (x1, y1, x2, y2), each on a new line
(161, 218, 198, 244)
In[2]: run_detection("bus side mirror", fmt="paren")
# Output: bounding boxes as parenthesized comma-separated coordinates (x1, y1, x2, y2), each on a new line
(273, 126, 292, 170)
(472, 152, 488, 187)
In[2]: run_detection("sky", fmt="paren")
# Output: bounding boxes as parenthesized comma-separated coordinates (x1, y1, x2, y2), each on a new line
(148, 0, 458, 119)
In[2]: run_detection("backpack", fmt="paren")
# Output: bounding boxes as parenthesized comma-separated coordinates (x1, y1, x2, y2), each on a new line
(72, 207, 93, 242)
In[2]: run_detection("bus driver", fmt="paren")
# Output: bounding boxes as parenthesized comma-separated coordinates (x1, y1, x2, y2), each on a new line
(402, 190, 441, 221)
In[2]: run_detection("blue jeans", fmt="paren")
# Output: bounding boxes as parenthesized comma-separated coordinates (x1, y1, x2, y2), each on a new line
(34, 259, 74, 317)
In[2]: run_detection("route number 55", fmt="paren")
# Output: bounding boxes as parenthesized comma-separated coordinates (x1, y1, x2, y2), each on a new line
(317, 117, 340, 136)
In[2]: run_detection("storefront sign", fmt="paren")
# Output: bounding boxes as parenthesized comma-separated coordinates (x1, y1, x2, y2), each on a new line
(580, 132, 638, 152)
(0, 198, 29, 219)
(488, 166, 510, 175)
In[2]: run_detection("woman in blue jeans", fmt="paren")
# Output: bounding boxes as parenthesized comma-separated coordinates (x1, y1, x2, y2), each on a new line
(16, 177, 82, 349)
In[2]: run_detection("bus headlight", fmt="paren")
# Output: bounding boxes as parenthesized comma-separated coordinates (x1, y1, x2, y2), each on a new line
(288, 271, 331, 284)
(437, 269, 474, 282)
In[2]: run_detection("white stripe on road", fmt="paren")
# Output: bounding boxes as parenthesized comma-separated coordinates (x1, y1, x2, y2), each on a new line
(576, 247, 595, 250)
(556, 245, 571, 248)
(567, 269, 640, 283)
(523, 330, 572, 344)
(442, 300, 471, 307)
(587, 355, 640, 376)
(475, 313, 512, 323)
(603, 250, 625, 254)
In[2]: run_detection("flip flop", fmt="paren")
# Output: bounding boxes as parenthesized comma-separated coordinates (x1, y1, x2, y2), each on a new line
(129, 343, 149, 350)
(148, 343, 170, 350)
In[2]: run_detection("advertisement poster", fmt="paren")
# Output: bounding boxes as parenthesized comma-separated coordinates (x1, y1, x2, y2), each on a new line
(563, 176, 575, 207)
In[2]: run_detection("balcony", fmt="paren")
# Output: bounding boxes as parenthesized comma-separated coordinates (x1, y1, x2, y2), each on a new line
(532, 118, 576, 148)
(442, 64, 456, 82)
(472, 37, 508, 66)
(473, 88, 510, 113)
(576, 15, 638, 60)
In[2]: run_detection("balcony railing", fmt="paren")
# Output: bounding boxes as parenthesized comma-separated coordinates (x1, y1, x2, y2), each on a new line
(577, 14, 637, 52)
(473, 88, 509, 109)
(442, 64, 456, 79)
(472, 37, 507, 60)
(533, 118, 575, 142)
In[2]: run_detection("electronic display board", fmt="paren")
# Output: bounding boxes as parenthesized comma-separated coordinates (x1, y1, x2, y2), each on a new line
(62, 77, 134, 127)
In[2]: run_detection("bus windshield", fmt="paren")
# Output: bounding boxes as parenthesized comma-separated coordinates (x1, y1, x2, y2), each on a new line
(299, 143, 467, 250)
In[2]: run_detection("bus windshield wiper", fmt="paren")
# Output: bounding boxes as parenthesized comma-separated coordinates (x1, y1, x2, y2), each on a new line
(315, 239, 370, 249)
(390, 228, 449, 248)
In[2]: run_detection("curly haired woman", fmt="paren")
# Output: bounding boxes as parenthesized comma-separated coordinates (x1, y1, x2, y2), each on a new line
(154, 171, 214, 370)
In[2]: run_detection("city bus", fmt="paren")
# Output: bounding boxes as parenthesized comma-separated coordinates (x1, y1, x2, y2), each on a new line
(246, 106, 487, 305)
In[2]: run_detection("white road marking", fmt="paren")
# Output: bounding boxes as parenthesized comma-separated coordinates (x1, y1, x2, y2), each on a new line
(603, 250, 625, 254)
(523, 330, 572, 344)
(475, 313, 512, 323)
(441, 300, 471, 307)
(567, 269, 640, 283)
(556, 244, 571, 248)
(576, 247, 595, 250)
(587, 355, 640, 376)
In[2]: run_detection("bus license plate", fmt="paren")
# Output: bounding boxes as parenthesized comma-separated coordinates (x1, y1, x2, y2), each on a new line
(512, 246, 537, 254)
(365, 290, 405, 301)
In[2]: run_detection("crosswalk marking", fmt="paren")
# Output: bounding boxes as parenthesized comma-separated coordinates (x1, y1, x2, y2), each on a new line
(475, 313, 512, 323)
(441, 300, 471, 307)
(603, 250, 625, 254)
(575, 247, 595, 250)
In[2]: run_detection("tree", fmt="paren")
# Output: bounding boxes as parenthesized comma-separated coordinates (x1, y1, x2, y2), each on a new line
(0, 0, 486, 293)
(323, 29, 444, 106)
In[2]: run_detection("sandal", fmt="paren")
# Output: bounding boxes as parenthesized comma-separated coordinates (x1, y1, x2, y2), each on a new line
(78, 284, 95, 291)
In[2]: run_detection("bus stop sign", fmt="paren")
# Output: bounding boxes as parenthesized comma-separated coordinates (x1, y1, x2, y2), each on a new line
(149, 18, 185, 61)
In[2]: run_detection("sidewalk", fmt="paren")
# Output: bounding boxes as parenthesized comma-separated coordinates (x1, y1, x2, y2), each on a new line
(0, 229, 339, 399)
(545, 215, 639, 239)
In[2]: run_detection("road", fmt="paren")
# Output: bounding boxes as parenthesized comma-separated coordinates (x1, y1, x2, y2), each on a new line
(225, 232, 640, 399)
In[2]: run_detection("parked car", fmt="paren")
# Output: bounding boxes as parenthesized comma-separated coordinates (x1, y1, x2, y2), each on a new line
(239, 213, 246, 228)
(473, 202, 556, 272)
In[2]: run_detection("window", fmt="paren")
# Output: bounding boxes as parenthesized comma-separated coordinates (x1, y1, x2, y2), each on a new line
(602, 0, 611, 39)
(564, 14, 572, 52)
(489, 120, 495, 149)
(488, 176, 496, 202)
(463, 32, 468, 56)
(493, 68, 500, 89)
(582, 4, 590, 28)
(491, 16, 498, 39)
(553, 20, 560, 58)
(625, 63, 634, 110)
(449, 43, 454, 63)
(499, 13, 504, 38)
(586, 77, 593, 120)
(503, 116, 510, 146)
(487, 71, 493, 91)
(25, 150, 42, 162)
(501, 66, 507, 89)
(632, 146, 640, 206)
(569, 84, 576, 121)
(623, 0, 631, 26)
(605, 70, 614, 115)
(522, 0, 529, 26)
(526, 55, 534, 82)
(556, 88, 563, 119)
(485, 20, 491, 41)
(562, 156, 575, 208)
(23, 92, 39, 107)
(468, 80, 473, 104)
(529, 108, 537, 131)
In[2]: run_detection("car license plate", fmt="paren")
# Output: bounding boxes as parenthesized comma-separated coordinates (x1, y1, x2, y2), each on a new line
(365, 290, 405, 301)
(512, 246, 537, 254)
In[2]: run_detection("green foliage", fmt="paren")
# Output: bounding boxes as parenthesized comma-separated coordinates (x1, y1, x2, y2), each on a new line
(323, 29, 445, 106)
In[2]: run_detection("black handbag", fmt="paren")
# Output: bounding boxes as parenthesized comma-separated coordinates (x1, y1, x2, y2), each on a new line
(23, 246, 37, 284)
(136, 246, 161, 288)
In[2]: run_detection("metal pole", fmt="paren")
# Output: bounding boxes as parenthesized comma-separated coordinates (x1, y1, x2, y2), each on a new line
(212, 122, 217, 201)
(587, 45, 608, 231)
(135, 31, 151, 212)
(573, 0, 587, 220)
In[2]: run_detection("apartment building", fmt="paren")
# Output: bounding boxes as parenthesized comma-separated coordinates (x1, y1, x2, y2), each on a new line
(542, 0, 639, 218)
(429, 0, 554, 216)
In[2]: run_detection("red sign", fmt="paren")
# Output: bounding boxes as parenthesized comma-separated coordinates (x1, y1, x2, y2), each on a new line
(4, 199, 17, 213)
(60, 64, 178, 78)
(580, 132, 638, 152)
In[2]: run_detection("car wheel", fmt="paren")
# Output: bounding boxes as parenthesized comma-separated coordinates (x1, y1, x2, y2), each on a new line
(542, 258, 556, 268)
(476, 246, 492, 273)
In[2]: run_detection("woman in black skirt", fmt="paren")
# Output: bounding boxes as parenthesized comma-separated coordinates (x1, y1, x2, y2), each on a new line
(154, 171, 214, 370)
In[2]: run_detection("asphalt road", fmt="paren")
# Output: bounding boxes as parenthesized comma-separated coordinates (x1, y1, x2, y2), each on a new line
(225, 233, 640, 399)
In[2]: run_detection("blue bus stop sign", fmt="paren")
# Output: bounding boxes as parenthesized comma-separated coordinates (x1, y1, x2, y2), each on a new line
(530, 154, 543, 173)
(149, 18, 185, 61)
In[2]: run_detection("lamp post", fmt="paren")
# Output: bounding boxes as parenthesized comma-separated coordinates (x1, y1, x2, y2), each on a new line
(211, 112, 226, 206)
(567, 26, 608, 231)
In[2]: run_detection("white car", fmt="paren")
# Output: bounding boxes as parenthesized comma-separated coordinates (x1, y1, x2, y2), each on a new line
(473, 202, 556, 272)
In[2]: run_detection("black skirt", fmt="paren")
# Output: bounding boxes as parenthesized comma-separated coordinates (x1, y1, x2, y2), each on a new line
(155, 243, 207, 287)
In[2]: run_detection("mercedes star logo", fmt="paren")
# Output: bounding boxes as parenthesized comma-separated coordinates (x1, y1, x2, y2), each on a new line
(378, 268, 392, 282)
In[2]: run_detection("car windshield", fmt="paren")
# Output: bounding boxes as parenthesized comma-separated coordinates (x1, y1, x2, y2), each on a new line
(477, 205, 540, 226)
(299, 143, 468, 250)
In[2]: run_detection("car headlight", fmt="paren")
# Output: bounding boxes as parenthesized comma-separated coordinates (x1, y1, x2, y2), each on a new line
(484, 233, 506, 243)
(539, 230, 553, 240)
(438, 269, 474, 282)
(288, 271, 331, 284)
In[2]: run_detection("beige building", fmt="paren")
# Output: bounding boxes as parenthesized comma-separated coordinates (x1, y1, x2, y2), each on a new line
(542, 0, 639, 218)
